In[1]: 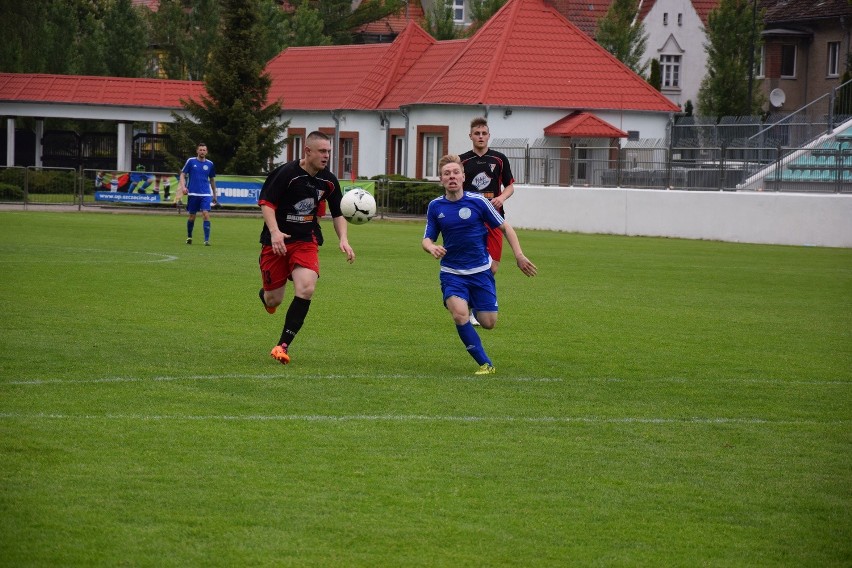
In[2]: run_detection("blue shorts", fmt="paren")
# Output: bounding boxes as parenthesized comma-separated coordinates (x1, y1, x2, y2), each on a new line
(439, 270, 498, 313)
(187, 195, 212, 214)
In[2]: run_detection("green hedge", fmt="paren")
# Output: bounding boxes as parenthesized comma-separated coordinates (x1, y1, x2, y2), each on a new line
(0, 182, 24, 201)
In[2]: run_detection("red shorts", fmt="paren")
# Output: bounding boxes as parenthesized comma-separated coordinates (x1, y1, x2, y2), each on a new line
(486, 225, 503, 262)
(259, 241, 320, 291)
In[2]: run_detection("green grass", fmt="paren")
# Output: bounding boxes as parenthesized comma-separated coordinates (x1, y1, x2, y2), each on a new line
(0, 210, 850, 567)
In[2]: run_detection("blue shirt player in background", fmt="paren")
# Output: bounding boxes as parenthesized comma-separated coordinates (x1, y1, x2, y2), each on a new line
(422, 154, 537, 375)
(179, 142, 218, 246)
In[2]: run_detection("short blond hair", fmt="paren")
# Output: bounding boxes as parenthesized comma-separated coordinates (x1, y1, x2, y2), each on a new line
(438, 154, 462, 171)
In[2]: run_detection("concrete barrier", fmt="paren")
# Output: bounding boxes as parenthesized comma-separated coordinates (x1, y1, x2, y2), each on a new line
(505, 186, 852, 248)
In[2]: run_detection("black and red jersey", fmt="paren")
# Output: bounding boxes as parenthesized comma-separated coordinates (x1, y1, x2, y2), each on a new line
(258, 160, 343, 246)
(459, 149, 514, 213)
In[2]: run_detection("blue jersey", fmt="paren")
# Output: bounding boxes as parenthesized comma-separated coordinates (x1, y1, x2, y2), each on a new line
(181, 157, 216, 196)
(423, 191, 504, 275)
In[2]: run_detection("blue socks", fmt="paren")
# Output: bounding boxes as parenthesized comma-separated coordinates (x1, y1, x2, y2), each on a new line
(187, 219, 194, 237)
(203, 220, 211, 241)
(456, 322, 491, 366)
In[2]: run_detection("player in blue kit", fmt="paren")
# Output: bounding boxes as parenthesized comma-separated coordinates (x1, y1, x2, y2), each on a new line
(422, 154, 537, 375)
(179, 142, 218, 246)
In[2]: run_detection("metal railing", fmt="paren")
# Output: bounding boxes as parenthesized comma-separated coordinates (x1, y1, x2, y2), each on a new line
(490, 143, 852, 193)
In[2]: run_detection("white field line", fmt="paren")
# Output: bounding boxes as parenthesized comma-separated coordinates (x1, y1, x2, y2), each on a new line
(4, 374, 850, 386)
(0, 412, 848, 426)
(5, 374, 564, 385)
(0, 246, 177, 263)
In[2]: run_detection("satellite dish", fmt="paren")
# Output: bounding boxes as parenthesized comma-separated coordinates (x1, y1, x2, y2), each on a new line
(769, 88, 786, 108)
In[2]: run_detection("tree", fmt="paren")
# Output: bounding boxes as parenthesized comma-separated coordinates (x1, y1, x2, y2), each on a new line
(146, 0, 220, 80)
(102, 0, 148, 77)
(595, 0, 648, 76)
(833, 54, 852, 118)
(282, 0, 331, 47)
(697, 0, 764, 117)
(256, 0, 291, 62)
(425, 1, 461, 40)
(466, 0, 507, 36)
(169, 0, 287, 174)
(310, 0, 404, 45)
(648, 58, 661, 91)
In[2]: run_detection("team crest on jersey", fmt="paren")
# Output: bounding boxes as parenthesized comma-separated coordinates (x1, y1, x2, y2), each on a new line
(459, 207, 472, 219)
(472, 172, 491, 190)
(294, 197, 314, 215)
(489, 164, 496, 172)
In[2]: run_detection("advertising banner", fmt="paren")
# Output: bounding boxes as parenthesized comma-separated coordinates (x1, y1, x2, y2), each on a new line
(94, 171, 375, 207)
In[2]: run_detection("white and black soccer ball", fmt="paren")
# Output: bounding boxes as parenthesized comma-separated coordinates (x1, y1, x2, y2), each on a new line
(339, 188, 377, 225)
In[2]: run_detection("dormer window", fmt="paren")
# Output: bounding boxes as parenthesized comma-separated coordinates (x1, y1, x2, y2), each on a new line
(663, 12, 668, 25)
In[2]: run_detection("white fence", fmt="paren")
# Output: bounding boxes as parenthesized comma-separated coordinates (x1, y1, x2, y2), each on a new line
(505, 185, 852, 248)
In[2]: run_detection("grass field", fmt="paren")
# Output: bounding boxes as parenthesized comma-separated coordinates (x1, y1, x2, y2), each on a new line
(0, 210, 850, 566)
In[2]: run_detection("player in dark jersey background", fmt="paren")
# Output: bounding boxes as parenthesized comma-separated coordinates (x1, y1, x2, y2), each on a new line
(257, 131, 355, 364)
(459, 116, 516, 275)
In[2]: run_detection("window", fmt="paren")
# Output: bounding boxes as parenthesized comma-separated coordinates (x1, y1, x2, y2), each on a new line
(661, 55, 681, 88)
(416, 125, 448, 179)
(756, 45, 765, 78)
(574, 145, 588, 182)
(780, 44, 796, 77)
(341, 138, 353, 180)
(287, 128, 305, 162)
(423, 134, 442, 178)
(393, 136, 405, 175)
(663, 12, 668, 25)
(447, 0, 464, 22)
(677, 13, 682, 26)
(828, 41, 840, 77)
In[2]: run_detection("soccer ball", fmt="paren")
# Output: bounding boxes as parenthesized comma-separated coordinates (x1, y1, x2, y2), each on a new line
(340, 188, 377, 225)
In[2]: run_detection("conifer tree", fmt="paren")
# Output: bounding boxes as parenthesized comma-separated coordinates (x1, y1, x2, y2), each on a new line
(595, 0, 648, 76)
(170, 0, 286, 174)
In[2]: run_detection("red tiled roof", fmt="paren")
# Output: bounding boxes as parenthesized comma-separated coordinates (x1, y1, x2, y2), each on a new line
(0, 73, 205, 108)
(131, 0, 159, 11)
(691, 1, 721, 25)
(545, 0, 614, 36)
(547, 1, 718, 34)
(760, 0, 852, 22)
(265, 43, 393, 109)
(544, 111, 628, 137)
(356, 0, 425, 36)
(349, 22, 441, 110)
(417, 0, 678, 112)
(377, 28, 467, 110)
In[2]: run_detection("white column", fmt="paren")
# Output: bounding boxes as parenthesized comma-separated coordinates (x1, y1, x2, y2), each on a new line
(5, 118, 14, 166)
(117, 123, 133, 171)
(34, 119, 44, 168)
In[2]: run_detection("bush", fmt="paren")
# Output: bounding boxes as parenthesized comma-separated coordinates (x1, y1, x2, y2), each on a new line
(0, 182, 24, 201)
(27, 169, 77, 195)
(373, 174, 442, 215)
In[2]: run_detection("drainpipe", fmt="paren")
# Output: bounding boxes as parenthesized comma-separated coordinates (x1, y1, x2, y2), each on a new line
(331, 110, 342, 176)
(400, 106, 410, 177)
(379, 111, 389, 175)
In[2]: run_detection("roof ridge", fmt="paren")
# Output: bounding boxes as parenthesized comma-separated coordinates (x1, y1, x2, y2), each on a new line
(477, 0, 522, 103)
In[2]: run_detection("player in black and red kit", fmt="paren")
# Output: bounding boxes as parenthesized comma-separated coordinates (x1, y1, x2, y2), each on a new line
(459, 117, 517, 326)
(459, 117, 516, 275)
(257, 131, 355, 364)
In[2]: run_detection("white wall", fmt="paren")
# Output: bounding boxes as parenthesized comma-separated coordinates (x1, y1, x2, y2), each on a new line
(504, 185, 852, 248)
